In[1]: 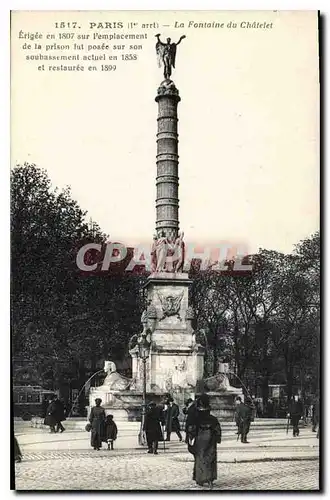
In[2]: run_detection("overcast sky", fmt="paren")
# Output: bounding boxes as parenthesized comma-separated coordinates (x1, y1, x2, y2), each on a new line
(11, 10, 319, 255)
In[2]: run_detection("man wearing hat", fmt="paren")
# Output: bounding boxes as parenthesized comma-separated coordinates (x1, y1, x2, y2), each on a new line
(287, 395, 304, 437)
(234, 396, 253, 443)
(183, 398, 197, 443)
(143, 402, 165, 454)
(163, 395, 182, 442)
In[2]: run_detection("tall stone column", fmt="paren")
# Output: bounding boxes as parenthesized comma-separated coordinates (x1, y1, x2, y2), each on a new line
(155, 80, 180, 241)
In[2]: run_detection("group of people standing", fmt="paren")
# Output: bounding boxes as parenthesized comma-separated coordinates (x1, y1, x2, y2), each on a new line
(143, 394, 221, 488)
(88, 398, 118, 451)
(88, 392, 294, 489)
(88, 393, 221, 488)
(143, 395, 183, 454)
(14, 389, 320, 490)
(44, 395, 66, 433)
(235, 394, 320, 441)
(287, 395, 320, 438)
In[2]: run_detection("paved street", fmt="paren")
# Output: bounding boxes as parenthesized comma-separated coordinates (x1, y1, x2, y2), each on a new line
(14, 424, 320, 491)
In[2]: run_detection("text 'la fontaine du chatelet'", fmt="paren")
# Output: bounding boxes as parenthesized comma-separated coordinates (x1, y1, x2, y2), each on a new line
(174, 20, 273, 29)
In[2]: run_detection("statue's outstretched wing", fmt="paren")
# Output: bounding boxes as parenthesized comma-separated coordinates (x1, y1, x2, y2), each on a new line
(173, 291, 183, 312)
(170, 43, 177, 68)
(156, 41, 164, 68)
(157, 292, 166, 310)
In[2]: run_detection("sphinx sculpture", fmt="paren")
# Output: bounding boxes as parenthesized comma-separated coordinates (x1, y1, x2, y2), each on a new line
(196, 363, 241, 394)
(102, 361, 135, 391)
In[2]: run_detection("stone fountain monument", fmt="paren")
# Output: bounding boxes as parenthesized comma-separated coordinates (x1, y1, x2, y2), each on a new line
(89, 35, 242, 421)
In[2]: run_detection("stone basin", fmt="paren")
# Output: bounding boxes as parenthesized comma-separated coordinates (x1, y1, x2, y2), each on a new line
(90, 390, 170, 421)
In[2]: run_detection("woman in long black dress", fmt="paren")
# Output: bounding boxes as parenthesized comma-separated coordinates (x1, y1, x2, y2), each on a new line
(89, 398, 106, 450)
(187, 394, 222, 489)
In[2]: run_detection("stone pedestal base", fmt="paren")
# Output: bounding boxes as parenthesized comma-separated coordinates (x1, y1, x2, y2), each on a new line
(200, 390, 244, 421)
(131, 271, 205, 393)
(150, 350, 204, 392)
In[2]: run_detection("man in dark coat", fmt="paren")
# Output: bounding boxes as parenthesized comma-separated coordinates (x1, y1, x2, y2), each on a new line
(53, 396, 66, 433)
(288, 395, 304, 437)
(235, 396, 253, 443)
(144, 402, 164, 454)
(163, 396, 182, 441)
(44, 396, 57, 433)
(255, 400, 262, 418)
(89, 398, 106, 450)
(42, 397, 49, 419)
(183, 398, 197, 443)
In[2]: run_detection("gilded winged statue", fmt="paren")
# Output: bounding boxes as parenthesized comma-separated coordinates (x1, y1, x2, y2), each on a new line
(155, 34, 186, 80)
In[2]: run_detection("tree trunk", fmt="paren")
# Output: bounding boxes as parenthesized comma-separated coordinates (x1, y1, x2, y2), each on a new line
(237, 364, 245, 384)
(286, 366, 293, 401)
(213, 342, 218, 376)
(261, 334, 270, 410)
(233, 313, 242, 381)
(261, 375, 269, 410)
(78, 360, 86, 416)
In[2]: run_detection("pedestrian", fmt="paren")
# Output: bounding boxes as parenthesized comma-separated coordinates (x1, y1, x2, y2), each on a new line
(186, 393, 221, 489)
(234, 396, 253, 443)
(14, 436, 22, 463)
(183, 398, 197, 443)
(163, 395, 182, 442)
(53, 396, 66, 433)
(255, 400, 262, 418)
(144, 402, 164, 454)
(104, 414, 118, 450)
(251, 397, 258, 420)
(89, 398, 106, 450)
(266, 398, 275, 418)
(42, 396, 48, 419)
(288, 395, 304, 437)
(44, 395, 57, 433)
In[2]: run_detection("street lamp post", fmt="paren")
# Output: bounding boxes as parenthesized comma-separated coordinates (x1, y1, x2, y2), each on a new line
(138, 331, 151, 446)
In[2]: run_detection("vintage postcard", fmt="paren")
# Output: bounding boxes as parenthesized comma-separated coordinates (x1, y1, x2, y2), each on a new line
(11, 10, 320, 491)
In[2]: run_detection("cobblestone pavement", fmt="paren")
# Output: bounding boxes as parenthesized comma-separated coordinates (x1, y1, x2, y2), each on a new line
(14, 451, 319, 491)
(14, 427, 320, 491)
(15, 436, 319, 490)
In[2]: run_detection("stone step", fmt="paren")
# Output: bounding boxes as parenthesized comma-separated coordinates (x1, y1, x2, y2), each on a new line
(24, 417, 301, 432)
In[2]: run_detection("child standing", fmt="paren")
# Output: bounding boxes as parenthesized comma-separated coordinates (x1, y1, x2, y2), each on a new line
(105, 414, 118, 450)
